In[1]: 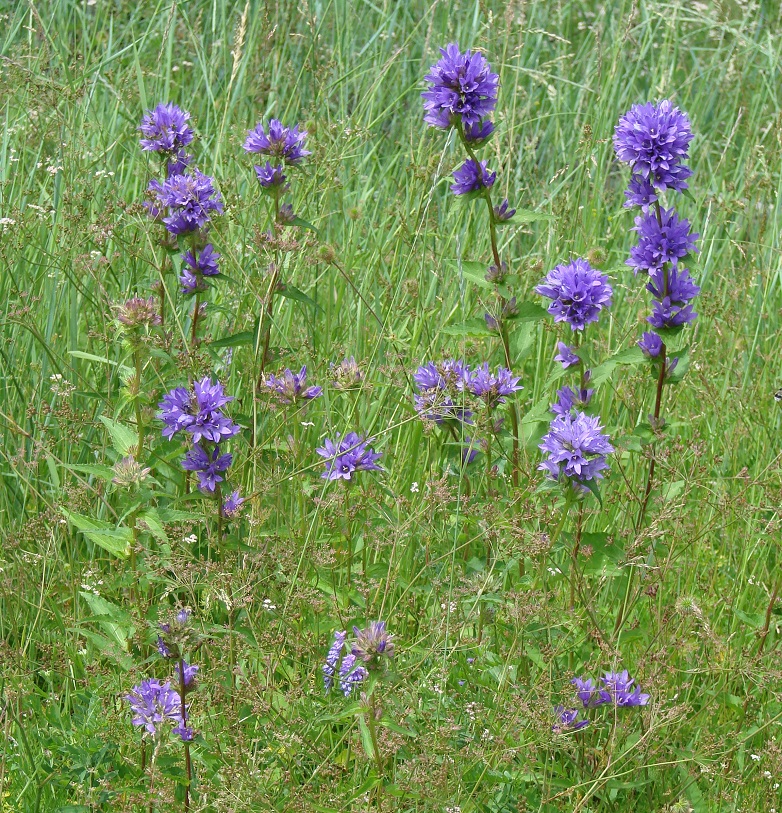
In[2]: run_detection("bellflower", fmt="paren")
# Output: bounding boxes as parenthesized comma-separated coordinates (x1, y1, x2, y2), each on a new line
(323, 630, 347, 692)
(554, 342, 580, 369)
(493, 198, 516, 222)
(600, 670, 650, 707)
(627, 209, 698, 274)
(464, 120, 494, 144)
(648, 298, 697, 329)
(152, 170, 224, 236)
(536, 257, 613, 331)
(222, 490, 245, 518)
(139, 103, 194, 154)
(462, 363, 522, 409)
(338, 653, 368, 697)
(351, 621, 394, 669)
(422, 42, 499, 130)
(254, 162, 287, 190)
(262, 366, 323, 403)
(539, 411, 614, 486)
(116, 296, 162, 328)
(551, 386, 594, 417)
(244, 119, 310, 165)
(571, 676, 611, 708)
(638, 331, 663, 358)
(553, 706, 589, 733)
(158, 378, 240, 444)
(646, 266, 700, 303)
(167, 149, 192, 177)
(316, 433, 383, 481)
(174, 661, 199, 690)
(451, 158, 496, 195)
(330, 356, 363, 390)
(613, 100, 693, 188)
(126, 678, 182, 736)
(413, 360, 472, 423)
(181, 444, 233, 492)
(182, 244, 220, 278)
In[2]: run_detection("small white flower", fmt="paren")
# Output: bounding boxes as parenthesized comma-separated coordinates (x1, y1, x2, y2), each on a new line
(410, 481, 419, 492)
(750, 753, 760, 761)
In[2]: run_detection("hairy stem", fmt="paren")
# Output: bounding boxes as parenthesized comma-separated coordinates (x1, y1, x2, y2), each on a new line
(177, 657, 192, 812)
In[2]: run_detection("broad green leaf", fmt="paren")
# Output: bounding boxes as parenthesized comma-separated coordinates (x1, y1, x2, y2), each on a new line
(590, 347, 647, 386)
(279, 284, 320, 311)
(61, 508, 131, 558)
(441, 317, 491, 337)
(210, 330, 257, 349)
(500, 207, 554, 225)
(67, 463, 117, 481)
(138, 508, 169, 543)
(505, 301, 549, 323)
(78, 591, 133, 650)
(98, 416, 138, 456)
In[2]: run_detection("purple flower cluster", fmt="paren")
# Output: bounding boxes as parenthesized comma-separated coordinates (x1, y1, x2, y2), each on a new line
(614, 100, 693, 195)
(422, 43, 498, 130)
(552, 705, 589, 733)
(413, 359, 521, 422)
(572, 671, 650, 708)
(413, 359, 472, 424)
(616, 100, 700, 367)
(539, 412, 614, 489)
(315, 432, 383, 481)
(139, 103, 194, 155)
(178, 243, 220, 294)
(158, 378, 240, 445)
(126, 678, 182, 737)
(147, 169, 223, 237)
(158, 378, 243, 511)
(261, 366, 323, 404)
(423, 43, 516, 219)
(451, 158, 496, 196)
(244, 118, 309, 195)
(536, 258, 613, 331)
(323, 622, 394, 696)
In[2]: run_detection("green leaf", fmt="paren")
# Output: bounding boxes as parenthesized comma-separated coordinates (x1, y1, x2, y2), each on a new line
(68, 350, 133, 377)
(291, 216, 319, 233)
(279, 284, 320, 311)
(590, 347, 647, 386)
(78, 591, 133, 651)
(67, 463, 117, 481)
(61, 508, 131, 558)
(666, 346, 691, 384)
(210, 330, 257, 349)
(98, 416, 138, 456)
(441, 317, 492, 337)
(357, 716, 376, 760)
(138, 508, 169, 543)
(733, 608, 764, 629)
(505, 301, 549, 323)
(501, 207, 554, 225)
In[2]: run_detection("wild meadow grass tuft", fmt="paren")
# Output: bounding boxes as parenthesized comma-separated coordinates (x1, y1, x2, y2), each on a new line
(2, 1, 782, 811)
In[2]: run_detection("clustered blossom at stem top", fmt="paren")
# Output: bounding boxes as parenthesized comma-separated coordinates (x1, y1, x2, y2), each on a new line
(261, 366, 323, 404)
(244, 118, 310, 194)
(535, 257, 613, 331)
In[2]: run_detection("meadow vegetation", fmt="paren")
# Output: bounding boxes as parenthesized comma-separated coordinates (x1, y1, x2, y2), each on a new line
(1, 0, 782, 810)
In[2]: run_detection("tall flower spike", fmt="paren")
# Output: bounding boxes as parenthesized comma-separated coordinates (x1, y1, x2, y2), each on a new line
(422, 43, 499, 130)
(627, 208, 698, 274)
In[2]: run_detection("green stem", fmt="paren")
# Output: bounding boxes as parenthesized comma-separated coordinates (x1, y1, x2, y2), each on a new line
(177, 657, 192, 812)
(459, 126, 520, 486)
